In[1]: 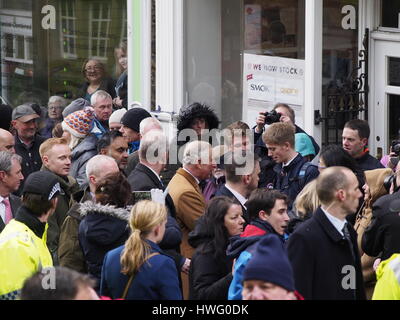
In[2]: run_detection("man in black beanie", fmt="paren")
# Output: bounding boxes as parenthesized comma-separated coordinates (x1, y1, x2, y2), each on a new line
(241, 234, 301, 300)
(119, 107, 151, 154)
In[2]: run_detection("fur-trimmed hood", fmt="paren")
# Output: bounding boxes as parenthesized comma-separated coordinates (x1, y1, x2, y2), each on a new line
(79, 201, 131, 221)
(177, 102, 220, 132)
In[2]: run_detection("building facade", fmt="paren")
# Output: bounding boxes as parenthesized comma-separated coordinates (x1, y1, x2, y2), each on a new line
(0, 1, 399, 156)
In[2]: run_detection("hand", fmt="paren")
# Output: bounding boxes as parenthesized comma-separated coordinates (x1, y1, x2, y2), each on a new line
(181, 258, 191, 274)
(373, 258, 381, 271)
(255, 112, 266, 133)
(113, 97, 123, 108)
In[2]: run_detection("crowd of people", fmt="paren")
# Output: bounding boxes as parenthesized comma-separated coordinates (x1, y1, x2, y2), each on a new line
(0, 90, 399, 301)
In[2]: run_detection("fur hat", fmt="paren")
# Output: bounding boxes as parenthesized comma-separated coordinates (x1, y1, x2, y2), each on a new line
(62, 107, 95, 138)
(177, 102, 220, 132)
(243, 234, 295, 292)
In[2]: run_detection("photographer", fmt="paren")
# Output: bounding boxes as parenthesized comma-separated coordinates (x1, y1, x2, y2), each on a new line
(254, 103, 320, 159)
(362, 167, 400, 263)
(254, 103, 319, 188)
(380, 139, 400, 172)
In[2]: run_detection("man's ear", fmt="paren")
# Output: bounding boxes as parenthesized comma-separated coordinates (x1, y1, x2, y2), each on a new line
(0, 171, 5, 182)
(336, 189, 345, 202)
(259, 210, 268, 221)
(243, 174, 251, 185)
(361, 138, 368, 148)
(42, 155, 49, 166)
(99, 148, 107, 156)
(11, 120, 17, 129)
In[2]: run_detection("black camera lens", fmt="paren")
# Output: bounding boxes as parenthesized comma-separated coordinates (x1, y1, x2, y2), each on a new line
(265, 110, 282, 125)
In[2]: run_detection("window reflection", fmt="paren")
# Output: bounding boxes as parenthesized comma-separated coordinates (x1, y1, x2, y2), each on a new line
(0, 0, 127, 107)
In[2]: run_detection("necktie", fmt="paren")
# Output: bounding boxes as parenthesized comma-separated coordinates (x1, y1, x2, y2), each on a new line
(3, 198, 12, 224)
(342, 223, 356, 262)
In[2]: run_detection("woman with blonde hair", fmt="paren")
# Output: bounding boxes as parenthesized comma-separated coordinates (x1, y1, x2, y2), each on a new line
(287, 180, 321, 234)
(100, 200, 182, 300)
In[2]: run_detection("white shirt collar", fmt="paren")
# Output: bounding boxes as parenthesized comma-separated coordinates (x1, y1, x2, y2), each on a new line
(283, 153, 299, 168)
(321, 207, 346, 237)
(142, 163, 162, 183)
(183, 167, 200, 185)
(224, 184, 248, 209)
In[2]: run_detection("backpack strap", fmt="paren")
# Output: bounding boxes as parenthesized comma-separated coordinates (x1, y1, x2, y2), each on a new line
(297, 162, 317, 189)
(121, 252, 160, 299)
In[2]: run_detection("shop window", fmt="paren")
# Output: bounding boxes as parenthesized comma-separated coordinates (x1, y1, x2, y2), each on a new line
(60, 0, 77, 58)
(89, 2, 111, 59)
(243, 0, 305, 59)
(381, 1, 400, 29)
(0, 0, 127, 106)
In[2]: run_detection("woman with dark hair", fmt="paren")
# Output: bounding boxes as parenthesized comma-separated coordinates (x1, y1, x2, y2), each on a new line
(188, 196, 245, 300)
(319, 144, 365, 185)
(77, 59, 116, 102)
(78, 172, 131, 285)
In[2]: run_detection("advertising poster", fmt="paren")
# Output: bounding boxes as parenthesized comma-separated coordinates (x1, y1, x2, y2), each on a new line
(243, 53, 305, 128)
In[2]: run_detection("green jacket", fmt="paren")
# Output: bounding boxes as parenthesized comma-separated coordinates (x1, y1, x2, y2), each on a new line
(58, 188, 92, 273)
(41, 167, 80, 265)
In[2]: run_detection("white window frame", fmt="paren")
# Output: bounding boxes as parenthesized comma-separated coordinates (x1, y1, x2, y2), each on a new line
(59, 0, 77, 59)
(88, 2, 111, 60)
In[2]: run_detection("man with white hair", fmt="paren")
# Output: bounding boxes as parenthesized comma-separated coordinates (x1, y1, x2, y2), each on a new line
(124, 116, 163, 176)
(58, 155, 119, 273)
(168, 140, 216, 299)
(91, 90, 113, 138)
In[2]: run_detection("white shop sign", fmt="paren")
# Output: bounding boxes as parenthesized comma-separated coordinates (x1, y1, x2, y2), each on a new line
(243, 53, 305, 128)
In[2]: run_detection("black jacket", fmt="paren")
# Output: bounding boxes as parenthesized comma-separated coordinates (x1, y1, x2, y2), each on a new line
(273, 153, 319, 209)
(76, 77, 116, 100)
(188, 215, 233, 300)
(128, 163, 183, 267)
(362, 192, 400, 260)
(78, 202, 130, 283)
(14, 134, 47, 195)
(0, 194, 21, 232)
(215, 185, 248, 224)
(356, 152, 384, 172)
(287, 208, 366, 300)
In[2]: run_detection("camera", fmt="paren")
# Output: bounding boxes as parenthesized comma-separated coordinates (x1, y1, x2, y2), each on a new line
(264, 110, 282, 125)
(391, 140, 400, 157)
(384, 174, 398, 193)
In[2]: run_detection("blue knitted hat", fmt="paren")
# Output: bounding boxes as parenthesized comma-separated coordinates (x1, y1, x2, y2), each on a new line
(243, 234, 295, 292)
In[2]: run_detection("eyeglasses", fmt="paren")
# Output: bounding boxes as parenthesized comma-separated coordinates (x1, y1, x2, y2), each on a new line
(84, 66, 102, 72)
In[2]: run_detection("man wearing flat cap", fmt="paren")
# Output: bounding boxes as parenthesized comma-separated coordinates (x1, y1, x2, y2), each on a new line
(0, 171, 60, 300)
(11, 103, 47, 195)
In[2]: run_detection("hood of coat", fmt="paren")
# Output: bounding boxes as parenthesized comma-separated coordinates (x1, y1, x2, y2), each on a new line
(365, 168, 393, 203)
(71, 134, 98, 160)
(188, 215, 213, 248)
(79, 201, 131, 221)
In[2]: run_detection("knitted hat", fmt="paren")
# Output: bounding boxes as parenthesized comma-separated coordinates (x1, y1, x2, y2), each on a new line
(62, 98, 91, 118)
(243, 234, 295, 292)
(109, 108, 127, 125)
(295, 133, 316, 157)
(62, 107, 95, 138)
(120, 108, 151, 133)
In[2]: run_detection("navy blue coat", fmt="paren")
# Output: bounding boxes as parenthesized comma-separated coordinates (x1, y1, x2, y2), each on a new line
(78, 202, 130, 283)
(287, 208, 366, 300)
(100, 240, 182, 300)
(273, 153, 319, 209)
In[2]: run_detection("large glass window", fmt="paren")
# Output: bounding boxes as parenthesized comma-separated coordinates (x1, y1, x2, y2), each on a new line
(381, 1, 400, 29)
(0, 0, 127, 107)
(322, 0, 359, 145)
(184, 0, 305, 128)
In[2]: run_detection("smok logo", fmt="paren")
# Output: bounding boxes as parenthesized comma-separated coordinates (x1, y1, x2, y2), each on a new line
(250, 84, 270, 93)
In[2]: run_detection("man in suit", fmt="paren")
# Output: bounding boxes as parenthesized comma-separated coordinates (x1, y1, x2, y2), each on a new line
(287, 166, 366, 300)
(127, 130, 187, 274)
(216, 150, 260, 223)
(0, 152, 23, 232)
(168, 140, 215, 299)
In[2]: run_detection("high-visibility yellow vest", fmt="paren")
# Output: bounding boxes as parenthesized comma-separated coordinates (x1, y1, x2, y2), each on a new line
(0, 220, 53, 300)
(372, 254, 400, 300)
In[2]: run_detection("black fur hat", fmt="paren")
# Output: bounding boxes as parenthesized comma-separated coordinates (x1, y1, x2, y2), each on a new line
(177, 102, 220, 132)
